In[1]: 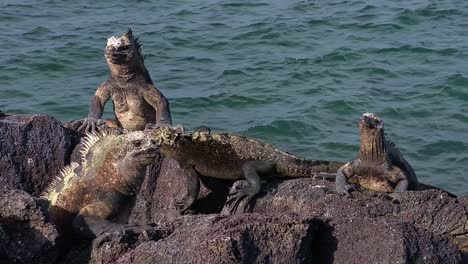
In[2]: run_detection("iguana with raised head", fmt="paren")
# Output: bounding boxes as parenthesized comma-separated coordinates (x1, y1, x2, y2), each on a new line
(41, 131, 159, 239)
(78, 28, 172, 133)
(149, 126, 345, 214)
(335, 113, 418, 195)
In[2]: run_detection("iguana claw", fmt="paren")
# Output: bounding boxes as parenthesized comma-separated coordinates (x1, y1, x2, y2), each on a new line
(336, 184, 356, 196)
(174, 196, 195, 213)
(226, 188, 251, 214)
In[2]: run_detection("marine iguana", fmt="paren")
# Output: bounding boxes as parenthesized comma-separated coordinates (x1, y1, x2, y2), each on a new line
(335, 113, 418, 195)
(78, 28, 172, 133)
(149, 126, 344, 214)
(41, 131, 159, 239)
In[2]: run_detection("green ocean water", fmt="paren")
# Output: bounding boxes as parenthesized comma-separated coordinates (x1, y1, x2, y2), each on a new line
(0, 0, 467, 195)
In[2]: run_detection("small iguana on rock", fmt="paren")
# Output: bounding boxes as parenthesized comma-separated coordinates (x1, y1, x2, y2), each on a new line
(41, 131, 159, 239)
(78, 28, 172, 133)
(149, 126, 345, 214)
(335, 113, 418, 195)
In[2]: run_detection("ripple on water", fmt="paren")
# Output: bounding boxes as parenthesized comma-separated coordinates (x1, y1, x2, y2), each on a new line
(417, 141, 468, 156)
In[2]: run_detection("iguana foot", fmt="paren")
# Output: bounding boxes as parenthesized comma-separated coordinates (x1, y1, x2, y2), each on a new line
(78, 117, 106, 134)
(336, 184, 357, 196)
(145, 122, 172, 130)
(387, 192, 402, 204)
(225, 185, 254, 214)
(312, 172, 336, 181)
(120, 223, 156, 235)
(174, 196, 196, 213)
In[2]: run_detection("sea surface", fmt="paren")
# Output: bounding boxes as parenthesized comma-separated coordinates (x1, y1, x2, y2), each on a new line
(1, 0, 467, 195)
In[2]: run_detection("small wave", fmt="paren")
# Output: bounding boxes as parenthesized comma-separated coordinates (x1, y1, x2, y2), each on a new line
(320, 100, 359, 115)
(172, 93, 266, 110)
(306, 19, 332, 26)
(370, 45, 459, 56)
(0, 89, 33, 99)
(0, 15, 23, 22)
(245, 120, 313, 139)
(417, 140, 468, 156)
(349, 67, 397, 78)
(23, 26, 52, 38)
(231, 27, 273, 40)
(314, 51, 362, 64)
(217, 69, 247, 78)
(396, 5, 463, 22)
(221, 3, 269, 8)
(340, 22, 402, 31)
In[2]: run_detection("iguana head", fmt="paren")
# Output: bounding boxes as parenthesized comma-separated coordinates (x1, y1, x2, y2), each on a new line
(113, 131, 159, 166)
(105, 28, 144, 78)
(358, 113, 386, 162)
(359, 112, 384, 135)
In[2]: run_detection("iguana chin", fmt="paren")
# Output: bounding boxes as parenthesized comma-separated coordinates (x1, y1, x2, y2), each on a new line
(150, 126, 345, 214)
(78, 28, 172, 133)
(41, 131, 158, 239)
(335, 113, 418, 195)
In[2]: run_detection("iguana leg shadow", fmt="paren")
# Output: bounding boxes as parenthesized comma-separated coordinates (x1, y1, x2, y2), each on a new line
(175, 167, 201, 213)
(226, 161, 275, 214)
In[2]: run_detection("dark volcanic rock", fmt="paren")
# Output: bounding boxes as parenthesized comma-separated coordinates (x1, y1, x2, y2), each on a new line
(226, 178, 468, 257)
(0, 114, 79, 196)
(97, 214, 316, 264)
(90, 213, 463, 264)
(0, 189, 60, 264)
(328, 217, 462, 264)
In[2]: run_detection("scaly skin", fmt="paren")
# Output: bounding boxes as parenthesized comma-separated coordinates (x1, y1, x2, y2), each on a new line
(41, 131, 158, 239)
(78, 28, 172, 133)
(150, 126, 345, 214)
(335, 113, 418, 196)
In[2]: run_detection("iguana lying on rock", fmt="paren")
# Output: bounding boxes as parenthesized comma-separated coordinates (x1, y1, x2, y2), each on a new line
(149, 126, 345, 214)
(78, 28, 172, 133)
(41, 131, 159, 239)
(335, 113, 418, 195)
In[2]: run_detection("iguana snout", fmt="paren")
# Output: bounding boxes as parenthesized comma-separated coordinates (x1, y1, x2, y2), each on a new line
(359, 112, 384, 131)
(129, 135, 158, 165)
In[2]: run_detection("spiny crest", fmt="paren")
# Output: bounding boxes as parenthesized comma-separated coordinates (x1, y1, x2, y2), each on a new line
(41, 162, 80, 204)
(79, 130, 114, 162)
(385, 137, 402, 156)
(80, 131, 122, 176)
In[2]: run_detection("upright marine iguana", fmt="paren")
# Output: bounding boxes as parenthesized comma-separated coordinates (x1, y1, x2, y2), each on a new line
(335, 113, 418, 195)
(78, 28, 172, 133)
(149, 126, 345, 214)
(41, 131, 159, 239)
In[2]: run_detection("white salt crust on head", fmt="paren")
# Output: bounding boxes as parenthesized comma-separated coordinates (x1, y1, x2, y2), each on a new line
(106, 36, 124, 48)
(362, 112, 377, 119)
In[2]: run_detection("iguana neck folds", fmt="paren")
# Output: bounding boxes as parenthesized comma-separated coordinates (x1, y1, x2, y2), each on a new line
(358, 113, 386, 163)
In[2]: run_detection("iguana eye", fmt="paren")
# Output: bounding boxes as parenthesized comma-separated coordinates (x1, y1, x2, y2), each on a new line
(132, 140, 142, 147)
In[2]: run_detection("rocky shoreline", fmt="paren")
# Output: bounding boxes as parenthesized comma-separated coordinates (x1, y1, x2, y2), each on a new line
(0, 114, 467, 264)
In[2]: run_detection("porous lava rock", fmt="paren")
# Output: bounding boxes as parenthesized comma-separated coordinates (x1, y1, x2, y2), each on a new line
(0, 114, 79, 196)
(0, 189, 60, 264)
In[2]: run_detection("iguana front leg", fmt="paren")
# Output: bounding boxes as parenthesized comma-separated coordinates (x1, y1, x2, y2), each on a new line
(78, 84, 111, 133)
(335, 162, 357, 196)
(72, 192, 154, 239)
(386, 167, 410, 202)
(174, 167, 200, 213)
(226, 161, 275, 214)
